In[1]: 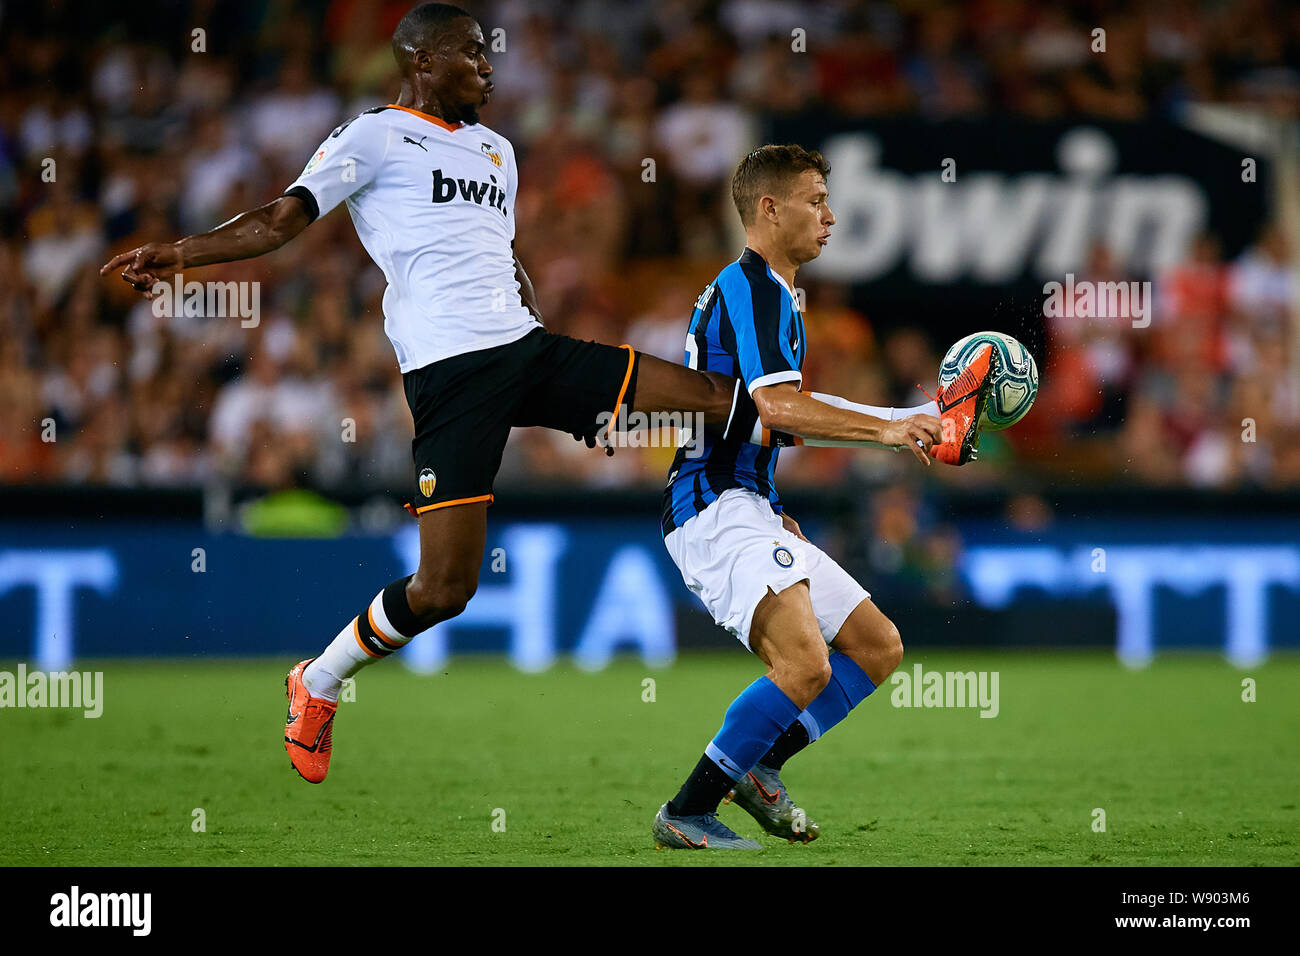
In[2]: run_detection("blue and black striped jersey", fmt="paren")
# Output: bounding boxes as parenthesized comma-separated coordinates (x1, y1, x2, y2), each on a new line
(661, 248, 806, 537)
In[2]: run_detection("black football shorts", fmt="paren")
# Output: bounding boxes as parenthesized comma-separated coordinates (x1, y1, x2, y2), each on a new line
(401, 327, 639, 516)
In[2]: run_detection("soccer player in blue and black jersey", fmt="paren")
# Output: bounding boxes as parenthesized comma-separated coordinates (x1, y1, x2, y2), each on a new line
(653, 145, 993, 849)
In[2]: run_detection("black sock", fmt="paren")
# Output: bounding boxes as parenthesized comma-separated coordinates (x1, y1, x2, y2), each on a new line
(382, 575, 426, 634)
(758, 719, 811, 771)
(667, 754, 737, 817)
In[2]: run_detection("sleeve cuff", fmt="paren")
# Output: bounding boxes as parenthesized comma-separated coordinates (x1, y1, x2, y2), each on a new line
(283, 185, 320, 224)
(747, 370, 802, 396)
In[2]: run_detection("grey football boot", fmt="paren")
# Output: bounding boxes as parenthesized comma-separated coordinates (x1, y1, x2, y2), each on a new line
(726, 764, 820, 844)
(652, 802, 763, 850)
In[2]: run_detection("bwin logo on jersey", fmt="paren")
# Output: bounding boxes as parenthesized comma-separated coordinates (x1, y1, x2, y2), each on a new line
(431, 168, 507, 216)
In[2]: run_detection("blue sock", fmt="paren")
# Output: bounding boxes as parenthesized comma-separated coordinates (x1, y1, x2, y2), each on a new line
(704, 675, 802, 781)
(789, 652, 877, 751)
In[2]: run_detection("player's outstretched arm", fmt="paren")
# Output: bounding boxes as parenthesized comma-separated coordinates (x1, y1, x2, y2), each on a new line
(99, 194, 313, 298)
(753, 382, 941, 466)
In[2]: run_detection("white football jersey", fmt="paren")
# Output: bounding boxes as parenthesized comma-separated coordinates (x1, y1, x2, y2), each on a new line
(285, 104, 540, 372)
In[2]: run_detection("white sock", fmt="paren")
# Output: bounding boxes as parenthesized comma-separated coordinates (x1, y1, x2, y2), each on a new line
(302, 590, 416, 701)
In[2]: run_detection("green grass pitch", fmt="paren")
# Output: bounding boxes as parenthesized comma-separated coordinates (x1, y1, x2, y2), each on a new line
(2, 651, 1297, 866)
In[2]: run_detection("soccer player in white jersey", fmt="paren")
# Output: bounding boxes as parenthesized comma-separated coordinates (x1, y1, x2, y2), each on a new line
(101, 3, 765, 784)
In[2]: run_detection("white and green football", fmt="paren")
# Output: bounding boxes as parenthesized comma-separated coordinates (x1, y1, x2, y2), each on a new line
(937, 331, 1038, 430)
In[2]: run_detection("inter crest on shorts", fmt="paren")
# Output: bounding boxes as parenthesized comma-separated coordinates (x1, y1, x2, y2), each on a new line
(773, 547, 794, 568)
(419, 468, 437, 498)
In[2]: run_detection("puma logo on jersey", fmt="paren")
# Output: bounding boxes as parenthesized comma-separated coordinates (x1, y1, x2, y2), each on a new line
(403, 135, 429, 152)
(431, 168, 507, 216)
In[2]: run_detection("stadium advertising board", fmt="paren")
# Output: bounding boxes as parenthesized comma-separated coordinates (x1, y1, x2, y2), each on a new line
(763, 116, 1270, 340)
(1, 515, 1297, 669)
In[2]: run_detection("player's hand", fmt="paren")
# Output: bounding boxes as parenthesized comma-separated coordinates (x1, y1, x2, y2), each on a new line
(781, 511, 809, 542)
(99, 242, 183, 298)
(881, 414, 942, 466)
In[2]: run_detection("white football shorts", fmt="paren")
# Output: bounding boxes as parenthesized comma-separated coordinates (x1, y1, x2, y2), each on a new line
(664, 487, 871, 650)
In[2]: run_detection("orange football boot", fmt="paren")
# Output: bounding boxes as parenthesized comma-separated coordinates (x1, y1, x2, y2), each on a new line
(929, 344, 995, 466)
(284, 659, 337, 783)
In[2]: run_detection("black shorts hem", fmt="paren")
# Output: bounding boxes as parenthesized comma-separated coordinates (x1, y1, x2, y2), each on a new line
(402, 493, 495, 519)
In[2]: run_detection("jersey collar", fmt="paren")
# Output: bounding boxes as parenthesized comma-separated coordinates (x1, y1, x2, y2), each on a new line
(740, 247, 800, 309)
(386, 103, 465, 133)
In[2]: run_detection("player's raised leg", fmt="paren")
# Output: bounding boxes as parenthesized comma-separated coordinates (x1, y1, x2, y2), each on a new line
(653, 580, 829, 849)
(515, 335, 755, 450)
(286, 501, 488, 783)
(629, 352, 739, 423)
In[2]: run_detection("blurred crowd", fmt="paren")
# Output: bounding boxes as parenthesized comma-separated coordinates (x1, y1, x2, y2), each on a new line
(2, 0, 1299, 522)
(1039, 227, 1300, 488)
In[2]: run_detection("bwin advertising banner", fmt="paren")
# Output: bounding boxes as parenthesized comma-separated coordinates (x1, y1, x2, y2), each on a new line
(764, 116, 1268, 301)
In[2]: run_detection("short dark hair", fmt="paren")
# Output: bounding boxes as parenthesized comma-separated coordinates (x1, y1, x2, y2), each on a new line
(731, 144, 830, 227)
(392, 3, 475, 67)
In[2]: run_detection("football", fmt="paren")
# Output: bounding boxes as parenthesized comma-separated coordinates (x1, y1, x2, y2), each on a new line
(938, 331, 1039, 430)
